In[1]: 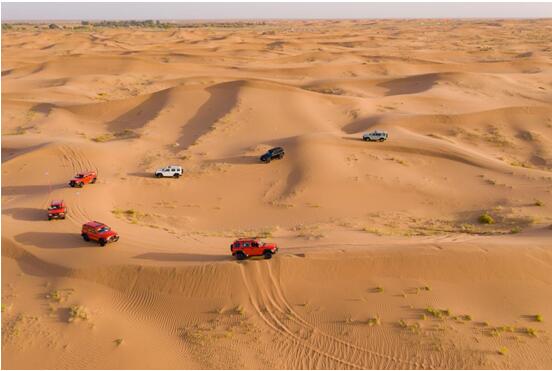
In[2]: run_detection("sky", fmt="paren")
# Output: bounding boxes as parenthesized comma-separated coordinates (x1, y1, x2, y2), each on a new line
(2, 2, 552, 21)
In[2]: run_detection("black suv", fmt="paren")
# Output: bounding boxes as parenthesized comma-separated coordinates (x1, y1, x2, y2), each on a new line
(260, 147, 285, 163)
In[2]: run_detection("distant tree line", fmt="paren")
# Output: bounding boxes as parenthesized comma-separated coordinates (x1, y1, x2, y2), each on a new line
(80, 20, 267, 29)
(1, 20, 268, 32)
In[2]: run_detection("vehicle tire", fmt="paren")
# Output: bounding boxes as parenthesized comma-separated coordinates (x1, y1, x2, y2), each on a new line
(379, 138, 385, 142)
(173, 173, 180, 178)
(82, 233, 90, 241)
(99, 238, 107, 247)
(78, 182, 84, 188)
(91, 178, 97, 184)
(236, 251, 246, 261)
(263, 250, 273, 260)
(156, 173, 162, 178)
(279, 153, 285, 160)
(363, 137, 368, 141)
(48, 217, 52, 221)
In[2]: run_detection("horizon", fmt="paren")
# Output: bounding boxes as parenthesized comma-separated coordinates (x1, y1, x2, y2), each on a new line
(2, 2, 552, 21)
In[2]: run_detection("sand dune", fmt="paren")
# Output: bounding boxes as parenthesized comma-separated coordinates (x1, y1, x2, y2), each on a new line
(2, 19, 552, 369)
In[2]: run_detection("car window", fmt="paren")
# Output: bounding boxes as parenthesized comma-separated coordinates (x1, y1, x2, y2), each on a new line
(243, 242, 250, 247)
(98, 226, 110, 233)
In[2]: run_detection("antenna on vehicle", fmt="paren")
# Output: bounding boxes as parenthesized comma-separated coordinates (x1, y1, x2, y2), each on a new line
(46, 168, 51, 197)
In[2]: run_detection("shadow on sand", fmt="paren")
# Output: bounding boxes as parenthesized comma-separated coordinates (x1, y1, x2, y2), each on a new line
(133, 252, 231, 263)
(3, 208, 46, 221)
(2, 183, 66, 196)
(14, 232, 91, 249)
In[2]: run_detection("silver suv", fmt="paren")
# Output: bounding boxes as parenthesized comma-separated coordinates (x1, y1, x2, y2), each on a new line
(363, 130, 388, 142)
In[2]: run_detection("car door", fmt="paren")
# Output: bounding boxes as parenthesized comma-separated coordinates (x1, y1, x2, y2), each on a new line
(241, 241, 252, 256)
(251, 240, 263, 255)
(89, 227, 100, 241)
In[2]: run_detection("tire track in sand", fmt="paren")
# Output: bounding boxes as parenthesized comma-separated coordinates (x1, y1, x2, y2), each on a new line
(239, 261, 428, 369)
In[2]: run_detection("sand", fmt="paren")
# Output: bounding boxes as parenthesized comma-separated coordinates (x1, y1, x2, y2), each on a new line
(2, 19, 552, 369)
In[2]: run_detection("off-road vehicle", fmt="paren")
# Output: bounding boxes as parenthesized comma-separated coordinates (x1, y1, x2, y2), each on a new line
(69, 171, 97, 187)
(155, 165, 183, 178)
(47, 200, 67, 220)
(81, 221, 119, 246)
(230, 238, 279, 260)
(363, 130, 388, 142)
(260, 147, 285, 163)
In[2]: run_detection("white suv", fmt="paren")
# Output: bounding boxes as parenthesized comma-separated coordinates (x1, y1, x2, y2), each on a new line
(363, 130, 388, 142)
(155, 165, 183, 178)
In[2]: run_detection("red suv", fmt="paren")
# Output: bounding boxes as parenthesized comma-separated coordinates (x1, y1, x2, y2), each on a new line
(81, 221, 119, 246)
(69, 171, 97, 188)
(47, 200, 67, 220)
(230, 238, 278, 260)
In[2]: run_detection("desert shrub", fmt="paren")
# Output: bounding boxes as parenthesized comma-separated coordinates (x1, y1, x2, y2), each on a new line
(478, 212, 495, 224)
(367, 315, 381, 326)
(92, 129, 139, 142)
(68, 305, 88, 322)
(46, 290, 62, 302)
(510, 226, 522, 234)
(425, 307, 450, 318)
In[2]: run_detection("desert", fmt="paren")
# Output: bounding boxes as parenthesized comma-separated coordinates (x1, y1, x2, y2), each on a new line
(2, 18, 552, 369)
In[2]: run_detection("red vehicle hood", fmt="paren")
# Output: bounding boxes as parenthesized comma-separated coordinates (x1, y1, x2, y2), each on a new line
(49, 208, 65, 214)
(263, 242, 277, 249)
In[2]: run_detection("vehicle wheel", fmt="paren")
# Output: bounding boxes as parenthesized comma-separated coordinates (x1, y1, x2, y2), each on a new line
(99, 238, 107, 247)
(236, 252, 246, 261)
(263, 250, 273, 260)
(91, 178, 97, 184)
(156, 173, 162, 178)
(48, 217, 52, 221)
(78, 182, 84, 187)
(279, 154, 285, 159)
(379, 138, 385, 142)
(173, 173, 180, 178)
(82, 233, 90, 241)
(363, 137, 368, 141)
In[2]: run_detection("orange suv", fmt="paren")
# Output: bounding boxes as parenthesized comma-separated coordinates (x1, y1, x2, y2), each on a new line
(81, 221, 119, 246)
(47, 200, 67, 220)
(69, 171, 97, 188)
(230, 238, 278, 260)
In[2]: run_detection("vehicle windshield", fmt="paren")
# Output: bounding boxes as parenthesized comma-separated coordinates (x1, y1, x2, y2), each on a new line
(98, 226, 110, 233)
(49, 205, 61, 210)
(75, 174, 84, 178)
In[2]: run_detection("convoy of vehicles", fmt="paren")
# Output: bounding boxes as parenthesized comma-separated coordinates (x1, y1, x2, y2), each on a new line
(69, 171, 97, 187)
(260, 147, 285, 163)
(230, 238, 279, 260)
(155, 165, 183, 178)
(81, 221, 119, 246)
(47, 200, 67, 220)
(50, 131, 390, 254)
